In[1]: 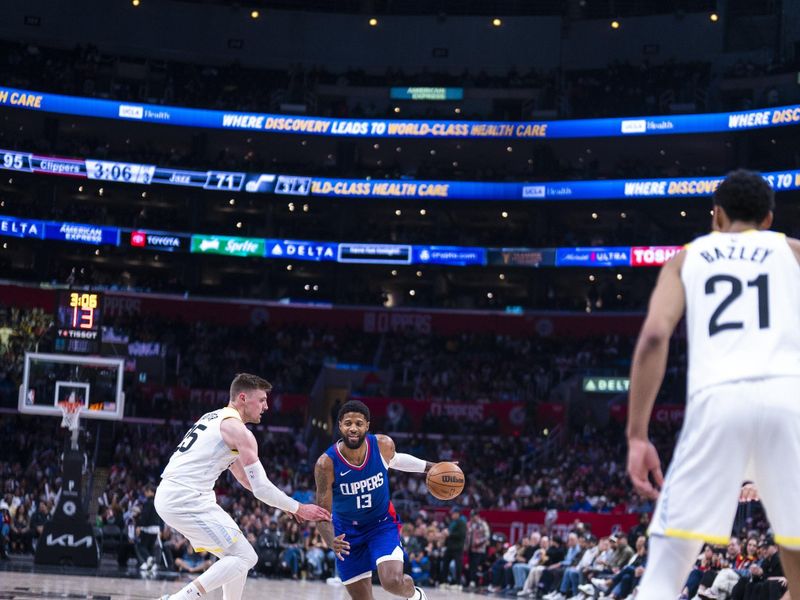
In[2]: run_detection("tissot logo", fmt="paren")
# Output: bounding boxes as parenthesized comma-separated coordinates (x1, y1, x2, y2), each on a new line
(130, 231, 146, 247)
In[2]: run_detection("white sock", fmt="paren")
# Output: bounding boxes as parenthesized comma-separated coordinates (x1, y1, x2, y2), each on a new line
(637, 535, 702, 600)
(170, 582, 202, 599)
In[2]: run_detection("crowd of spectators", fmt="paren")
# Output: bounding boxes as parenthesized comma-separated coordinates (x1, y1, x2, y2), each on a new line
(2, 40, 793, 127)
(0, 414, 775, 599)
(1, 304, 690, 421)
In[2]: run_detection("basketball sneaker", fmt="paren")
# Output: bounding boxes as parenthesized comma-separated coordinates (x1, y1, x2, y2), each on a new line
(408, 586, 428, 600)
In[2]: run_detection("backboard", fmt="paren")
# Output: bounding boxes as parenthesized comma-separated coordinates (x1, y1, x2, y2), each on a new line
(18, 352, 125, 421)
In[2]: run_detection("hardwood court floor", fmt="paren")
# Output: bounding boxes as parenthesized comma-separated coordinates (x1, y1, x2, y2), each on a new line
(0, 571, 480, 599)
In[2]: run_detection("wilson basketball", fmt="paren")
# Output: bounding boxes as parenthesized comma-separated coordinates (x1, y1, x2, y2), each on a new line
(426, 462, 465, 500)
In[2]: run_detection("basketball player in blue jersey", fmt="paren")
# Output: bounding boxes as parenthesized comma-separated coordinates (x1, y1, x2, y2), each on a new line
(314, 400, 435, 600)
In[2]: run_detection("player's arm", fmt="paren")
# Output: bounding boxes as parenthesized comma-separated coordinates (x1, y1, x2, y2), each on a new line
(228, 459, 252, 492)
(627, 251, 686, 498)
(786, 237, 800, 265)
(220, 419, 330, 521)
(314, 454, 349, 560)
(376, 434, 434, 472)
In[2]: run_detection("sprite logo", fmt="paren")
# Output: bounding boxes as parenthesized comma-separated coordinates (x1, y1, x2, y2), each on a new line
(192, 236, 264, 257)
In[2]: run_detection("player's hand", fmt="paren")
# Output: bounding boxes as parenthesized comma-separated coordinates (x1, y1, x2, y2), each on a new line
(739, 482, 759, 502)
(332, 533, 350, 561)
(295, 503, 331, 522)
(627, 438, 663, 500)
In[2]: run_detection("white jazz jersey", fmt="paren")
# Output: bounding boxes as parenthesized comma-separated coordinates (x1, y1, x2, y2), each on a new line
(682, 230, 800, 397)
(160, 407, 242, 492)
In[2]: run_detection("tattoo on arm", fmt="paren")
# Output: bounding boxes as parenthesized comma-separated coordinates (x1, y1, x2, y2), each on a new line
(314, 456, 336, 547)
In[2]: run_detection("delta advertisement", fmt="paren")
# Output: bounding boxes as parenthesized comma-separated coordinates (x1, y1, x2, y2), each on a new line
(3, 85, 800, 139)
(0, 214, 682, 269)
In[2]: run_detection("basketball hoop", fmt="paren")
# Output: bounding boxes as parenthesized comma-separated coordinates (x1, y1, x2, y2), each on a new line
(58, 401, 83, 432)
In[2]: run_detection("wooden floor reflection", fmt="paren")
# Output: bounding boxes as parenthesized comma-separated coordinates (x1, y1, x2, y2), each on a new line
(0, 571, 480, 599)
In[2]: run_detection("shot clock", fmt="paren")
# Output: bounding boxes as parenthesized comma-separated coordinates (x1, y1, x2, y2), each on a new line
(55, 291, 104, 354)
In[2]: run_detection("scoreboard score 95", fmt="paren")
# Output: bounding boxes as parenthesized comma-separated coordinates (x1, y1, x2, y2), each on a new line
(55, 291, 103, 353)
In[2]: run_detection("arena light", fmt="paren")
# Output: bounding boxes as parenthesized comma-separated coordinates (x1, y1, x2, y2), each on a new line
(286, 264, 293, 271)
(250, 10, 260, 19)
(492, 18, 502, 27)
(499, 273, 506, 280)
(501, 211, 509, 219)
(409, 289, 416, 296)
(395, 209, 402, 216)
(235, 221, 242, 229)
(709, 13, 719, 22)
(229, 198, 235, 206)
(616, 274, 623, 281)
(393, 106, 401, 113)
(368, 17, 378, 26)
(420, 209, 427, 216)
(611, 20, 620, 29)
(131, 0, 140, 6)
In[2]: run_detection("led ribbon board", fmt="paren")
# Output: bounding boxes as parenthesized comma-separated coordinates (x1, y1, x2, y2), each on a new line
(2, 86, 800, 138)
(3, 148, 800, 201)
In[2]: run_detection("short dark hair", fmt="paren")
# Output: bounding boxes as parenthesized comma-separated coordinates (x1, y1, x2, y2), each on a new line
(713, 169, 775, 224)
(338, 399, 370, 422)
(230, 373, 272, 400)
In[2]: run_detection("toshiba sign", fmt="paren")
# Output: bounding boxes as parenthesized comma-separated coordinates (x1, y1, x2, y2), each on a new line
(630, 246, 682, 267)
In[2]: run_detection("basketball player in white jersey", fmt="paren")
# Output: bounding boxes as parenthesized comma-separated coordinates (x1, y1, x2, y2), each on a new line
(627, 169, 800, 599)
(154, 373, 331, 600)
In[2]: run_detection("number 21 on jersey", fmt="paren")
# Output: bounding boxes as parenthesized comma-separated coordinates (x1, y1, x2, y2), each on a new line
(705, 273, 769, 336)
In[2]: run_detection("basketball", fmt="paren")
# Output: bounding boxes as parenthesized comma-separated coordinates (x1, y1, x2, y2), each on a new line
(426, 462, 465, 500)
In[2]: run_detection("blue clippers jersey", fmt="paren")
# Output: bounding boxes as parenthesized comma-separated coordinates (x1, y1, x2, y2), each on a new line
(325, 434, 391, 526)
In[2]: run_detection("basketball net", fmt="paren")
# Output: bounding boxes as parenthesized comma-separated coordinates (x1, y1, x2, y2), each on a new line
(58, 392, 83, 432)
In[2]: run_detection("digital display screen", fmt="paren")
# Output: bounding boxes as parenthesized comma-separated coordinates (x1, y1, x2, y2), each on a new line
(55, 291, 103, 353)
(390, 87, 464, 101)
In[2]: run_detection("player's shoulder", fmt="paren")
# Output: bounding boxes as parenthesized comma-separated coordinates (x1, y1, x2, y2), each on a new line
(375, 433, 394, 448)
(314, 452, 333, 473)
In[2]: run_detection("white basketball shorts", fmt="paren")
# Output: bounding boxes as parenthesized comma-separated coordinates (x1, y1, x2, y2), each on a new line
(155, 479, 242, 554)
(649, 376, 800, 548)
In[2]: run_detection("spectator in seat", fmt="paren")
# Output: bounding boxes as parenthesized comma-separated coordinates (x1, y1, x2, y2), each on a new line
(517, 535, 551, 596)
(442, 505, 467, 587)
(467, 510, 491, 588)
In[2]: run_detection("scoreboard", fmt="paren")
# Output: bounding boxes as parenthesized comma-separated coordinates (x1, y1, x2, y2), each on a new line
(55, 291, 103, 353)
